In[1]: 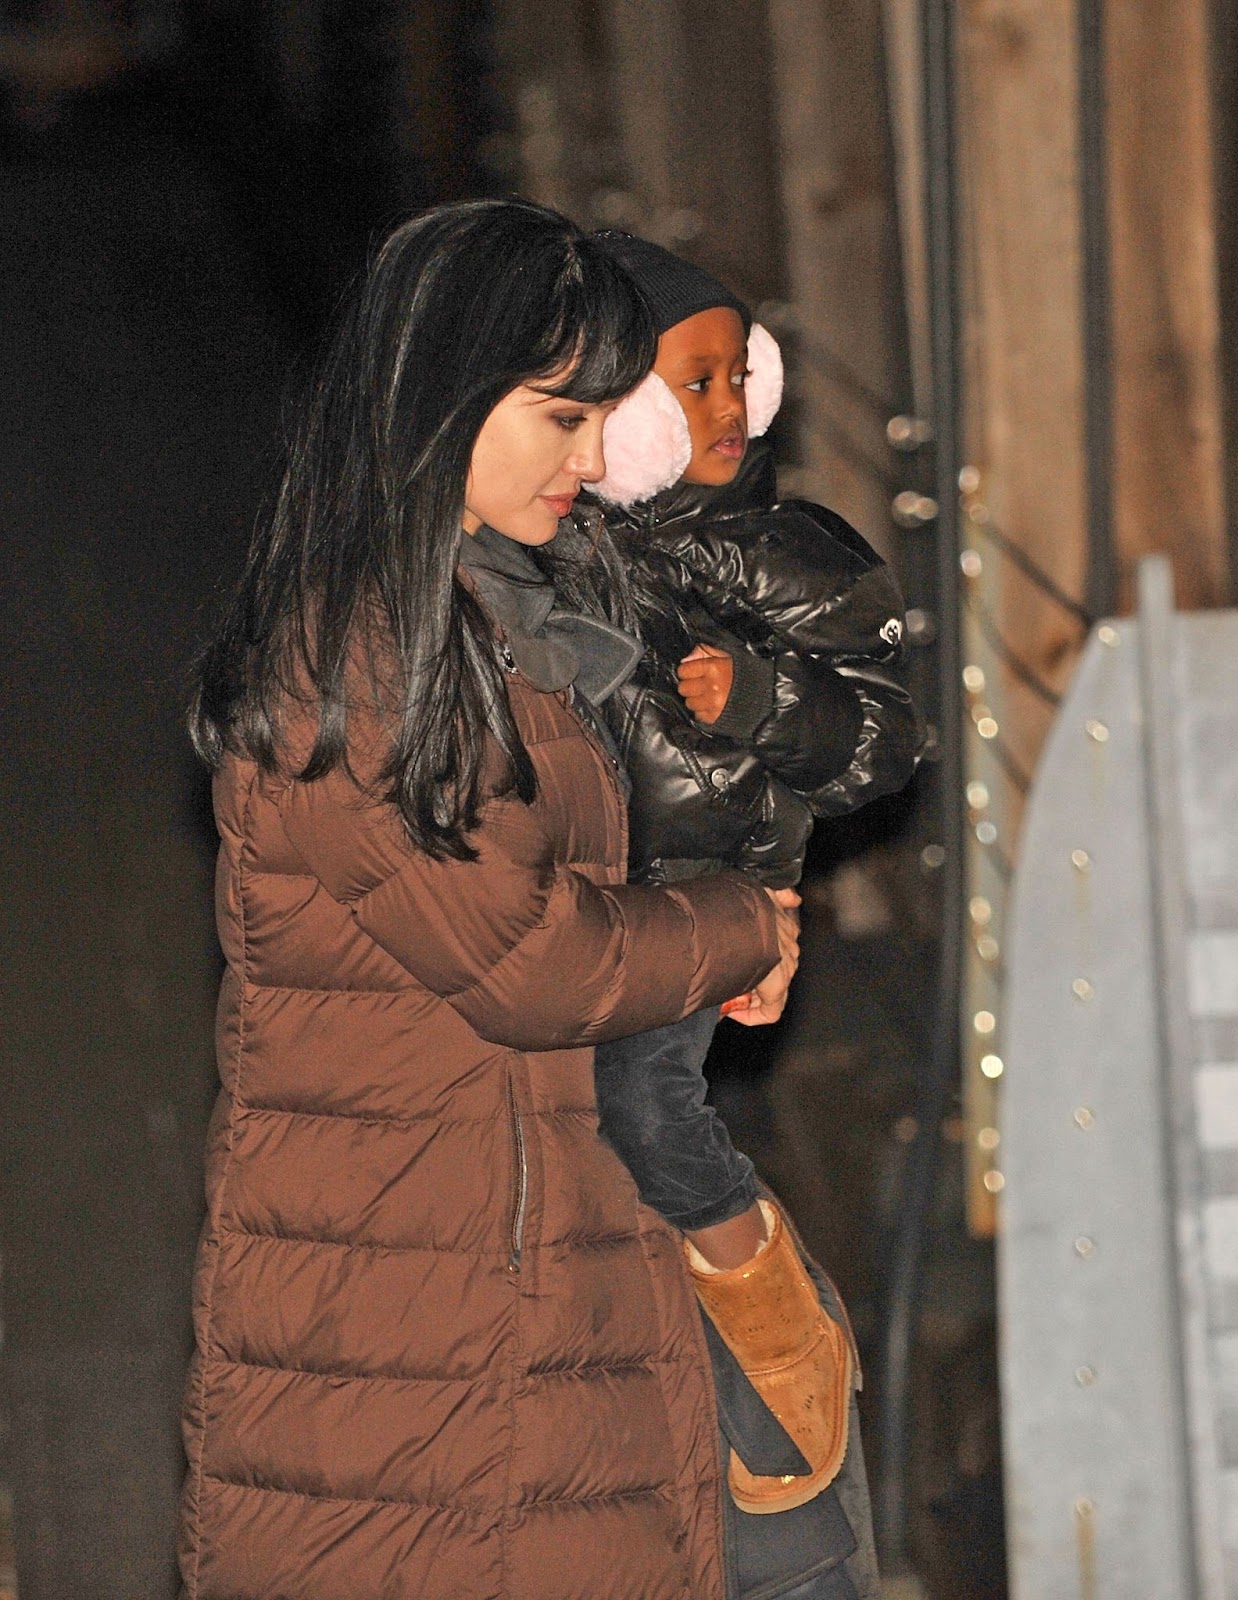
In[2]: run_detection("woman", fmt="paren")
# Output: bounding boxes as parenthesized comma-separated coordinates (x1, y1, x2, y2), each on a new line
(181, 199, 799, 1600)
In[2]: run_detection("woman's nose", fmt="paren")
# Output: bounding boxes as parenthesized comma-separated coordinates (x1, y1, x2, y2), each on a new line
(572, 419, 607, 483)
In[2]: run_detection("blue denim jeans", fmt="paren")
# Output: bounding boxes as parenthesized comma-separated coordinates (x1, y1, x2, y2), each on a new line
(592, 1007, 758, 1231)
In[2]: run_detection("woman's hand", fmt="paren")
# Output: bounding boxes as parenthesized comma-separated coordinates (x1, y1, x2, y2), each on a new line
(676, 643, 734, 724)
(724, 887, 801, 1027)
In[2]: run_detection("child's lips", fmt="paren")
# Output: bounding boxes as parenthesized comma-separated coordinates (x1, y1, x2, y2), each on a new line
(711, 433, 746, 459)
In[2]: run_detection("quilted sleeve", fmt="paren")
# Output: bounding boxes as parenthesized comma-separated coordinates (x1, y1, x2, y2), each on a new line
(276, 764, 779, 1051)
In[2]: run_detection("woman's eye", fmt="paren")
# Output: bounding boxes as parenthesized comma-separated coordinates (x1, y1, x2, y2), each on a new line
(685, 378, 709, 394)
(555, 413, 587, 431)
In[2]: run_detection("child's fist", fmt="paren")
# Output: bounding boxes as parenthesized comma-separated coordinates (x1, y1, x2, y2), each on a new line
(676, 643, 733, 725)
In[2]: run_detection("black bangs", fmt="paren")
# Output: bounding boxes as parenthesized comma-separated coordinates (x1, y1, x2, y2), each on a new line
(534, 242, 657, 405)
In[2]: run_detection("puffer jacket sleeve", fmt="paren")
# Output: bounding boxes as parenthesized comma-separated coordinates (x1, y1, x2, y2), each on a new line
(276, 761, 779, 1052)
(691, 604, 865, 795)
(651, 500, 923, 816)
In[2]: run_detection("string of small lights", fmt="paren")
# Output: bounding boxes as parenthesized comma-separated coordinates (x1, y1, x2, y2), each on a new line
(955, 469, 1092, 1228)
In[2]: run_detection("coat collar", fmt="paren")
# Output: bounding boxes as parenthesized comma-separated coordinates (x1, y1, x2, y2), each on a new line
(458, 524, 644, 705)
(595, 438, 779, 538)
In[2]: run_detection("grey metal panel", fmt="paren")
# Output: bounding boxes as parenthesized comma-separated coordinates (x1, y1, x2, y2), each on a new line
(1137, 557, 1225, 1600)
(1000, 618, 1195, 1598)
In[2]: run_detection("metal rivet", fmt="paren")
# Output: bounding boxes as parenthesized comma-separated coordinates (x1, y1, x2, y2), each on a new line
(1097, 624, 1119, 647)
(980, 1053, 1004, 1079)
(1085, 719, 1109, 744)
(1071, 848, 1091, 872)
(960, 548, 983, 578)
(978, 1126, 1000, 1152)
(976, 820, 998, 845)
(1075, 1367, 1097, 1388)
(1072, 978, 1094, 1001)
(983, 1169, 1005, 1193)
(894, 1115, 918, 1144)
(970, 896, 992, 926)
(1074, 1106, 1095, 1130)
(967, 502, 991, 525)
(966, 779, 990, 810)
(920, 844, 946, 870)
(962, 664, 986, 695)
(1074, 1236, 1095, 1258)
(977, 717, 999, 741)
(958, 465, 982, 494)
(976, 934, 1000, 962)
(974, 1010, 996, 1036)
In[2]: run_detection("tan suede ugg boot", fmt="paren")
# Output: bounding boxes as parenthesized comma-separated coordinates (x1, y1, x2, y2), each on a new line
(687, 1199, 852, 1515)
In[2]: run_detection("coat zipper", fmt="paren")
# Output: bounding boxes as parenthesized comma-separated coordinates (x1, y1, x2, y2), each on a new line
(506, 1070, 528, 1276)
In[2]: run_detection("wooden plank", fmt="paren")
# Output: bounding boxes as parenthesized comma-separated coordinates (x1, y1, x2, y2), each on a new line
(765, 0, 909, 560)
(954, 0, 1091, 1232)
(1106, 0, 1230, 610)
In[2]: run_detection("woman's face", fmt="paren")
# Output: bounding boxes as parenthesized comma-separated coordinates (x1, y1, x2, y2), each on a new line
(653, 307, 749, 486)
(463, 382, 617, 545)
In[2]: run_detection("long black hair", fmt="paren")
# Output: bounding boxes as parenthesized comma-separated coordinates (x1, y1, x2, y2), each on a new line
(190, 199, 656, 859)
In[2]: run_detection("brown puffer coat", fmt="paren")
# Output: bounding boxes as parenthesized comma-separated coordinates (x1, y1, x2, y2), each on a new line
(178, 669, 779, 1600)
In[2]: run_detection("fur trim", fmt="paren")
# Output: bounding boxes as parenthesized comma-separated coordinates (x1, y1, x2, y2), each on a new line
(745, 323, 783, 438)
(588, 372, 692, 508)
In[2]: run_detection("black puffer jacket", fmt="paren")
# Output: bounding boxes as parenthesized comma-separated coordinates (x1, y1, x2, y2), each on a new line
(593, 446, 921, 888)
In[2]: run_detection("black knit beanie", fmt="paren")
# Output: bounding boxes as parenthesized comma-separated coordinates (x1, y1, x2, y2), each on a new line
(593, 230, 752, 336)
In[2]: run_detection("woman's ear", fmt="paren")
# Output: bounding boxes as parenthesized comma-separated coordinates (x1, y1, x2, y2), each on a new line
(745, 323, 784, 439)
(586, 372, 692, 508)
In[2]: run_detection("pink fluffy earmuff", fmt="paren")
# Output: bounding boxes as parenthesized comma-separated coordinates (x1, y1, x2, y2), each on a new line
(587, 323, 784, 508)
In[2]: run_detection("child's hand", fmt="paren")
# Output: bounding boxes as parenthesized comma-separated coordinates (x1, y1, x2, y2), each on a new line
(677, 644, 734, 724)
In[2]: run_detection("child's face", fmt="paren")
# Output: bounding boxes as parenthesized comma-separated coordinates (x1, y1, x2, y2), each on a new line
(653, 307, 749, 486)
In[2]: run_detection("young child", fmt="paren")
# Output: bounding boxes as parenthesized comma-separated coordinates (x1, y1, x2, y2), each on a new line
(558, 231, 921, 1519)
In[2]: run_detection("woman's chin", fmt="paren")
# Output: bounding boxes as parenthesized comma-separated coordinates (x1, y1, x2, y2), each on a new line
(488, 514, 561, 546)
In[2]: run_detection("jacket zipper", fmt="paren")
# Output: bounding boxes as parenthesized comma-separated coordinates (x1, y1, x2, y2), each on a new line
(506, 1070, 528, 1276)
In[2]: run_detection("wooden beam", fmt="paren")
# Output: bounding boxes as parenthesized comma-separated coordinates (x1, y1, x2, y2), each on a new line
(765, 0, 909, 560)
(954, 0, 1091, 1232)
(1106, 0, 1230, 610)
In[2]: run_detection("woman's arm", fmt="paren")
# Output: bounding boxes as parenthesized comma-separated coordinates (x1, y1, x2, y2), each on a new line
(276, 764, 780, 1052)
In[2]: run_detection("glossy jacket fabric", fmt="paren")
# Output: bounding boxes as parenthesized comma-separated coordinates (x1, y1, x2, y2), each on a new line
(599, 448, 920, 887)
(178, 665, 780, 1600)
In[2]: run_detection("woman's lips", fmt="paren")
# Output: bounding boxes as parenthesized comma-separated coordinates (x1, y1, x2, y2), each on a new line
(711, 433, 746, 459)
(540, 493, 576, 517)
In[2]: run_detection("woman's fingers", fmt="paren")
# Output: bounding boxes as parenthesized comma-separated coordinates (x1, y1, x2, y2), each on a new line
(727, 997, 785, 1027)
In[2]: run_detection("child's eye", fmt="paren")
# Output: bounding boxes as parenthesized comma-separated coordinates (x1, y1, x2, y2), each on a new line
(685, 377, 709, 393)
(732, 370, 750, 387)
